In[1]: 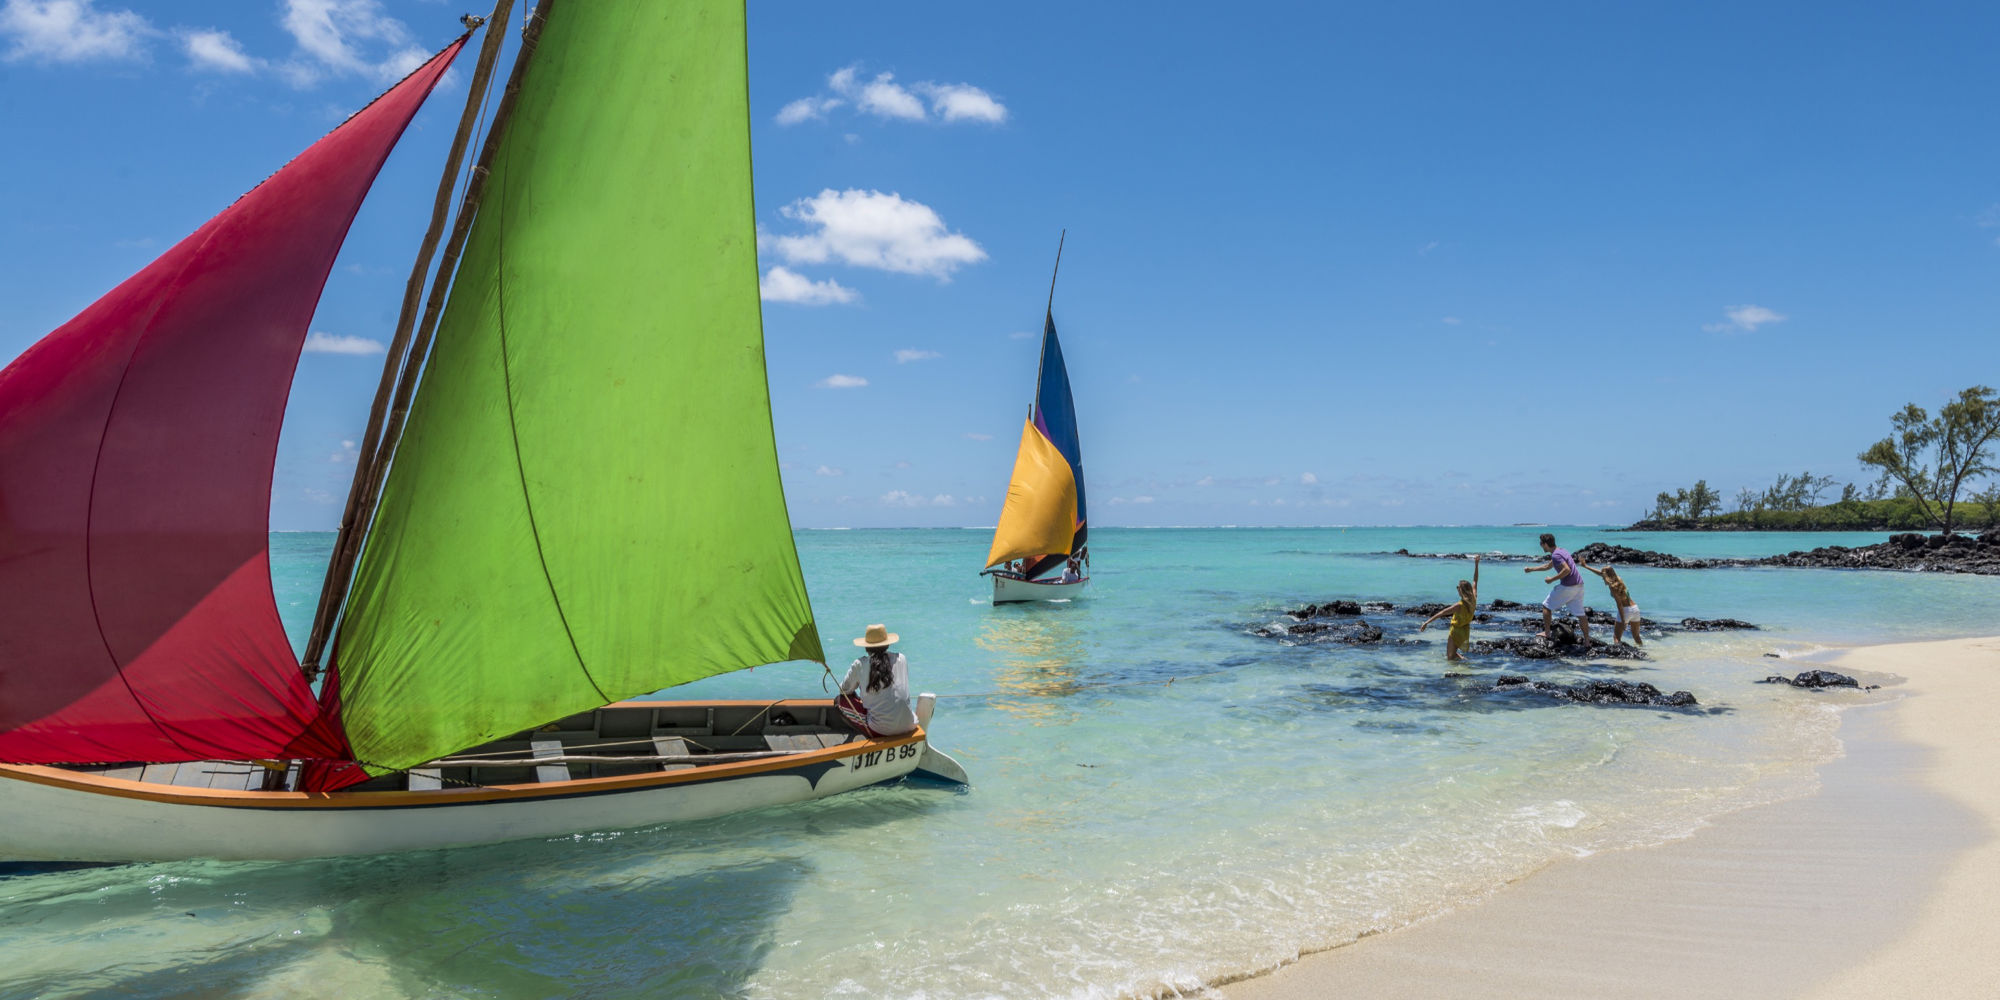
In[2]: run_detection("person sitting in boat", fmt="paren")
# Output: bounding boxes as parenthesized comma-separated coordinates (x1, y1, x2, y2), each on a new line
(1059, 554, 1083, 582)
(835, 624, 918, 737)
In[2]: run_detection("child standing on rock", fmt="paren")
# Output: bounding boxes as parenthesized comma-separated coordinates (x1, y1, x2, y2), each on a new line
(1419, 555, 1480, 662)
(1581, 560, 1643, 647)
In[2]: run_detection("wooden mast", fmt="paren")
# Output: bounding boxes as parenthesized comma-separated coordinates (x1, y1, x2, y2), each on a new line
(301, 0, 553, 676)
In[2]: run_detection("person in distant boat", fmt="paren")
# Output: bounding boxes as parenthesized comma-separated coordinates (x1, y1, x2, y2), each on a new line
(1060, 554, 1083, 582)
(835, 624, 918, 737)
(1579, 560, 1642, 646)
(1523, 532, 1590, 643)
(1418, 555, 1481, 662)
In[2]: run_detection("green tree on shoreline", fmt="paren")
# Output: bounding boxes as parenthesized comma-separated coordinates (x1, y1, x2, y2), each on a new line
(1858, 386, 2000, 536)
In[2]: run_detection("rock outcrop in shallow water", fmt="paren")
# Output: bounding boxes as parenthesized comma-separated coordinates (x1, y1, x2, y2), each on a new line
(1272, 598, 1766, 662)
(1679, 617, 1758, 631)
(1394, 532, 2000, 576)
(1759, 669, 1876, 690)
(1273, 619, 1386, 644)
(1468, 627, 1649, 661)
(1495, 675, 1700, 707)
(1288, 599, 1363, 618)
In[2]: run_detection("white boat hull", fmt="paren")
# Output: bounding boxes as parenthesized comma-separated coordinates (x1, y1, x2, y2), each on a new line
(0, 707, 935, 863)
(991, 573, 1088, 604)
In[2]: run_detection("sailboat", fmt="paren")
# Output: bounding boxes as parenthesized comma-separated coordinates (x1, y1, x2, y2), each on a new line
(981, 237, 1090, 604)
(0, 0, 963, 865)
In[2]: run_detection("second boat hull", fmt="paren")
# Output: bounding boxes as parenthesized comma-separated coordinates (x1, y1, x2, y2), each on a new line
(991, 574, 1088, 604)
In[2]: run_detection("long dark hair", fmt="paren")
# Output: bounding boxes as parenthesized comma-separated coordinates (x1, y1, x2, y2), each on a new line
(867, 646, 894, 692)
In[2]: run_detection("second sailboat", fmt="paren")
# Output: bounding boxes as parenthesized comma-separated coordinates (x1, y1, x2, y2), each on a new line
(982, 237, 1090, 604)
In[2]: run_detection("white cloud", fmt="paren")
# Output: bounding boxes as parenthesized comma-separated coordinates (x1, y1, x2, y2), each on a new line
(815, 465, 844, 477)
(1300, 472, 1318, 484)
(894, 460, 912, 469)
(880, 490, 958, 508)
(913, 82, 1007, 123)
(303, 331, 385, 355)
(963, 432, 993, 441)
(1703, 304, 1786, 333)
(1441, 316, 1461, 325)
(851, 70, 925, 120)
(1008, 330, 1035, 339)
(1195, 475, 1215, 487)
(179, 27, 256, 73)
(278, 0, 426, 87)
(1418, 241, 1439, 255)
(765, 189, 986, 280)
(817, 374, 868, 389)
(777, 63, 1008, 127)
(759, 265, 858, 305)
(894, 349, 941, 363)
(329, 438, 359, 463)
(774, 94, 843, 125)
(0, 0, 152, 63)
(1109, 495, 1156, 505)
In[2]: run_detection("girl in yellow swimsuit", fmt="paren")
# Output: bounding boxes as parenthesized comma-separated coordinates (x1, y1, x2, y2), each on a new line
(1419, 555, 1480, 661)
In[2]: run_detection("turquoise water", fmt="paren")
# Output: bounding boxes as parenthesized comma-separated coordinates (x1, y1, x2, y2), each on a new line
(6, 527, 1998, 999)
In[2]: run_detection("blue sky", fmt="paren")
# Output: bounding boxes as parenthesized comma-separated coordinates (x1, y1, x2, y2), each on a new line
(3, 0, 1997, 530)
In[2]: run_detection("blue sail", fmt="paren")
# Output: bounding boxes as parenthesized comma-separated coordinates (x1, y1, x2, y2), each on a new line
(1022, 312, 1086, 578)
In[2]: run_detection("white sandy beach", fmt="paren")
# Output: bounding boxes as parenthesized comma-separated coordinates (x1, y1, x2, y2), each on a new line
(1219, 635, 2000, 1000)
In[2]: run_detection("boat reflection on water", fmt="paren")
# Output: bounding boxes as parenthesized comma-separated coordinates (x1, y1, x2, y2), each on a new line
(975, 614, 1087, 725)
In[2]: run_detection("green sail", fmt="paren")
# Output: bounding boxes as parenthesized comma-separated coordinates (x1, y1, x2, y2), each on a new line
(331, 0, 824, 773)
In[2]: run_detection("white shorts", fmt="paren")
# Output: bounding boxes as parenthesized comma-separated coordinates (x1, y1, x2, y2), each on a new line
(1620, 604, 1642, 623)
(1544, 583, 1585, 616)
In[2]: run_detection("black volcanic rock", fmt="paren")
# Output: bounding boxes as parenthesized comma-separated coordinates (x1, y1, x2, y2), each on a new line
(1287, 599, 1363, 619)
(1571, 542, 1703, 568)
(1468, 623, 1650, 662)
(1494, 675, 1699, 707)
(1679, 617, 1759, 631)
(1759, 669, 1875, 690)
(1264, 618, 1388, 644)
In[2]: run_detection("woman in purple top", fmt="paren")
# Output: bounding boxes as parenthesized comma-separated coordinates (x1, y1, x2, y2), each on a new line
(1524, 532, 1590, 643)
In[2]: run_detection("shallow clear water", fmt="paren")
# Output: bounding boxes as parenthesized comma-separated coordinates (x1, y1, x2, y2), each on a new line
(6, 527, 1997, 999)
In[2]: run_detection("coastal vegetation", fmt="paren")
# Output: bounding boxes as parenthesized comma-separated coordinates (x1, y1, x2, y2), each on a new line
(1635, 386, 2000, 532)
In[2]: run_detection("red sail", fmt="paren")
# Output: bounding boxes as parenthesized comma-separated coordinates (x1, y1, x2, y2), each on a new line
(0, 40, 465, 764)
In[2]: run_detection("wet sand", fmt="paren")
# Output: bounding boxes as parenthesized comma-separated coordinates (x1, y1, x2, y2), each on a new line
(1217, 636, 2000, 1000)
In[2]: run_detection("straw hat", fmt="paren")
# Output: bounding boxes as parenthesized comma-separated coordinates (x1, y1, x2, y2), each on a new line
(852, 623, 899, 648)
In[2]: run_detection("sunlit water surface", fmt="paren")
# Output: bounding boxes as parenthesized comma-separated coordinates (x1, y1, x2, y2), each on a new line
(4, 527, 1996, 999)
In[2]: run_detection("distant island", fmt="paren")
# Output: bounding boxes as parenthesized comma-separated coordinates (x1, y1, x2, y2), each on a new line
(1630, 385, 2000, 534)
(1627, 494, 1998, 533)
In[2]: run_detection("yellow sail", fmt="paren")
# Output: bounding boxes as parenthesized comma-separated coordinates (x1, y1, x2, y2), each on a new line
(985, 417, 1079, 568)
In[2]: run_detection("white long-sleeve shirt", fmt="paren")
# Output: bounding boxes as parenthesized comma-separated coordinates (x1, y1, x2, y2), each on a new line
(839, 652, 917, 735)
